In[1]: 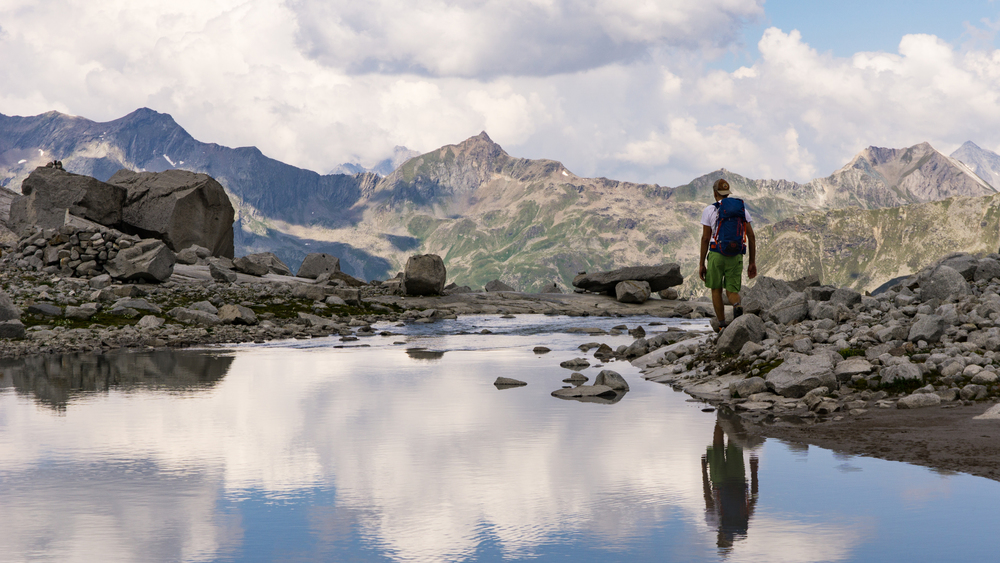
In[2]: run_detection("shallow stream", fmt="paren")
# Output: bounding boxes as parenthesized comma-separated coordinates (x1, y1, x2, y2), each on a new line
(1, 315, 997, 562)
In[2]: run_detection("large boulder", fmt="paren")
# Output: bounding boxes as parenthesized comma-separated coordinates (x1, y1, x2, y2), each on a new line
(232, 256, 269, 276)
(975, 258, 1000, 283)
(716, 314, 765, 355)
(104, 238, 176, 283)
(938, 253, 978, 281)
(402, 254, 446, 296)
(108, 169, 235, 258)
(919, 265, 969, 302)
(594, 370, 630, 391)
(572, 264, 682, 294)
(297, 253, 341, 279)
(8, 167, 125, 235)
(741, 276, 793, 315)
(240, 252, 292, 276)
(615, 280, 651, 304)
(908, 314, 945, 343)
(765, 352, 837, 398)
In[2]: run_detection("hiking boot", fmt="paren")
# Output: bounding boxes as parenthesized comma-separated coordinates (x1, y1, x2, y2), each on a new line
(733, 305, 743, 319)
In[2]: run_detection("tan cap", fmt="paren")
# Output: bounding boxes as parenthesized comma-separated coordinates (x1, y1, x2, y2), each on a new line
(713, 178, 731, 196)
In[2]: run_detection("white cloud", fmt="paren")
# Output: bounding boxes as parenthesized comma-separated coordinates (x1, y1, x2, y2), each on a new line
(4, 1, 1000, 187)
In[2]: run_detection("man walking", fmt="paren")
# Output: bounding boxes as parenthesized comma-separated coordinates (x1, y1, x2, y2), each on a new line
(699, 178, 756, 332)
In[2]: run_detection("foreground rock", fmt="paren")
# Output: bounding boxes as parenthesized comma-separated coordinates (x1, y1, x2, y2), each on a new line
(615, 280, 651, 304)
(573, 264, 683, 294)
(297, 253, 340, 279)
(108, 169, 235, 258)
(104, 238, 177, 282)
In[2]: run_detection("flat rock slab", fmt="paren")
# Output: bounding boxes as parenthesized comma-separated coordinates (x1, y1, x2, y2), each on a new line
(494, 377, 527, 388)
(572, 264, 683, 294)
(551, 384, 616, 398)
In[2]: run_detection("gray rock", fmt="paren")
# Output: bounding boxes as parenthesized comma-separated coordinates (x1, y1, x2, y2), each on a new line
(615, 280, 651, 304)
(741, 276, 793, 314)
(241, 252, 293, 276)
(175, 247, 200, 265)
(771, 292, 808, 325)
(563, 372, 587, 383)
(88, 274, 112, 290)
(494, 377, 527, 387)
(8, 167, 125, 236)
(26, 303, 62, 317)
(65, 304, 98, 320)
(292, 283, 327, 301)
(787, 274, 821, 292)
(186, 301, 217, 315)
(971, 371, 999, 385)
(402, 254, 446, 296)
(805, 285, 836, 301)
(830, 287, 862, 307)
(112, 298, 161, 313)
(551, 384, 617, 398)
(485, 279, 515, 292)
(232, 256, 269, 276)
(0, 289, 19, 321)
(765, 352, 837, 398)
(975, 258, 1000, 283)
(296, 253, 341, 279)
(730, 376, 767, 398)
(716, 313, 765, 354)
(560, 358, 591, 369)
(0, 320, 26, 339)
(209, 263, 237, 283)
(330, 288, 360, 305)
(938, 253, 978, 281)
(108, 169, 235, 257)
(834, 358, 873, 382)
(572, 264, 683, 294)
(104, 238, 176, 283)
(961, 384, 989, 401)
(881, 363, 923, 385)
(594, 370, 629, 391)
(218, 304, 258, 325)
(136, 315, 165, 329)
(658, 288, 679, 300)
(920, 265, 969, 302)
(740, 341, 764, 356)
(908, 315, 945, 343)
(324, 296, 347, 306)
(537, 281, 562, 293)
(897, 393, 942, 409)
(168, 307, 222, 326)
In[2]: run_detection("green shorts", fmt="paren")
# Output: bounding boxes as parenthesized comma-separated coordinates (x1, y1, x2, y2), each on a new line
(705, 251, 743, 293)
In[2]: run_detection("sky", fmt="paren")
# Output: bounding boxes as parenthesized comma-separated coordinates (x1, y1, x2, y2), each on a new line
(3, 0, 1000, 186)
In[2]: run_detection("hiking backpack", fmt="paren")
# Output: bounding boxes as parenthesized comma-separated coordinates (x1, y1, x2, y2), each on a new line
(711, 198, 747, 257)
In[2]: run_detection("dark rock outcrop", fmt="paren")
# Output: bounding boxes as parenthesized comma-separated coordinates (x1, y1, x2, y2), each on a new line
(108, 169, 235, 258)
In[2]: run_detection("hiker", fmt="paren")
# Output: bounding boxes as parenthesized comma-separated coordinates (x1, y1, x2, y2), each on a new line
(698, 178, 756, 332)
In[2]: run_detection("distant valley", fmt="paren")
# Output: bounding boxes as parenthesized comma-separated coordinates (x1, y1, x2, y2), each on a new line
(1, 108, 998, 294)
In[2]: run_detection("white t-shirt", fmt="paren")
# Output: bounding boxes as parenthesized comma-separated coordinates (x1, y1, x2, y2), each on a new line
(701, 199, 752, 240)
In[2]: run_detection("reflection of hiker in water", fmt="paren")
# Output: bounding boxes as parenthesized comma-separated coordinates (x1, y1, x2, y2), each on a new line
(701, 422, 758, 552)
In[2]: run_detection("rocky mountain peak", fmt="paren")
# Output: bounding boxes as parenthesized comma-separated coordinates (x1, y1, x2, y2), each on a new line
(951, 140, 1000, 188)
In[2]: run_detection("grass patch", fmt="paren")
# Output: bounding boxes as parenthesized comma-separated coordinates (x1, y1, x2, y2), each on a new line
(839, 348, 866, 359)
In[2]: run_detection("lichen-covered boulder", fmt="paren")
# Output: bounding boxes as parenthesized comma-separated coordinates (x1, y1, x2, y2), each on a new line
(108, 169, 235, 258)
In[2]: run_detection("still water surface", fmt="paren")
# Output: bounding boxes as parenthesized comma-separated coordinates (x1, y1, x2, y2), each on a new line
(1, 315, 998, 562)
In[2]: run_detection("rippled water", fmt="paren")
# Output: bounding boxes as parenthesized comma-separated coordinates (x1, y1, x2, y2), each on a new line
(1, 315, 998, 562)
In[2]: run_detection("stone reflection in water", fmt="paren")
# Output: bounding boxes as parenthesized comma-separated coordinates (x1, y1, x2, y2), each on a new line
(405, 348, 446, 361)
(701, 412, 762, 554)
(1, 350, 234, 410)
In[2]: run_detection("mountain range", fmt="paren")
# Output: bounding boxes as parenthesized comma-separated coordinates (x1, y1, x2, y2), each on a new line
(0, 108, 997, 293)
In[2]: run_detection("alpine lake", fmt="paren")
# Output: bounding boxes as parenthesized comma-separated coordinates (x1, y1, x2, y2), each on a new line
(1, 314, 998, 563)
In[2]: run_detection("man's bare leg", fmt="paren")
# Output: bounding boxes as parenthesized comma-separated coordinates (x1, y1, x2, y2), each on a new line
(711, 288, 726, 326)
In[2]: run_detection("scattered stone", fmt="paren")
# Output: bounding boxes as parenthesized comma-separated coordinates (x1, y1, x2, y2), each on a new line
(297, 253, 341, 279)
(136, 315, 165, 329)
(104, 238, 176, 283)
(897, 393, 942, 409)
(218, 304, 258, 325)
(765, 352, 837, 398)
(716, 314, 765, 354)
(615, 280, 651, 304)
(563, 373, 588, 383)
(233, 256, 270, 276)
(533, 346, 551, 353)
(594, 370, 629, 391)
(551, 384, 616, 398)
(26, 303, 62, 317)
(560, 358, 591, 369)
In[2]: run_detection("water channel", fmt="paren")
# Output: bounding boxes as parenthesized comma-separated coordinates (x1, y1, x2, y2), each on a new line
(1, 315, 997, 562)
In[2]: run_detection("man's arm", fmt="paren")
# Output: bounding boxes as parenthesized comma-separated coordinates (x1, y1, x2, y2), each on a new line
(699, 225, 712, 281)
(745, 222, 757, 279)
